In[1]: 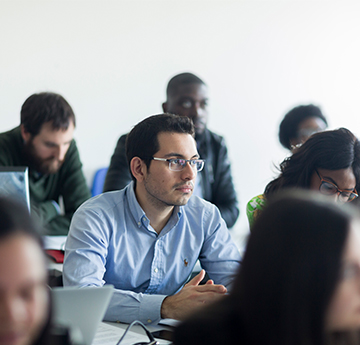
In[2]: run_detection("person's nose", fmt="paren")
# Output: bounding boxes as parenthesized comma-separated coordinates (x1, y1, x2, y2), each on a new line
(55, 145, 67, 161)
(328, 193, 341, 203)
(181, 162, 197, 181)
(189, 103, 203, 119)
(0, 296, 25, 325)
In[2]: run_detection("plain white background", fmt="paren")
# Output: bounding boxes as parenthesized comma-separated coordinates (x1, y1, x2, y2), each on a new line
(1, 0, 360, 246)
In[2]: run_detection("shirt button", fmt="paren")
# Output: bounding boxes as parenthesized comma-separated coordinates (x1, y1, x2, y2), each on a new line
(154, 268, 158, 273)
(147, 319, 152, 323)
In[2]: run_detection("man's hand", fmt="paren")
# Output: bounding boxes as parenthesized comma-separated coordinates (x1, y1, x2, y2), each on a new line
(160, 269, 227, 320)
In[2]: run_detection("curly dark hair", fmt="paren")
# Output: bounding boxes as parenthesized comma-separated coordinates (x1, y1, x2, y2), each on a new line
(279, 104, 327, 150)
(266, 128, 360, 197)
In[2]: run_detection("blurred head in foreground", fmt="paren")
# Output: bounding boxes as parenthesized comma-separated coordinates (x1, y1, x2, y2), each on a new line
(175, 192, 360, 345)
(0, 197, 49, 345)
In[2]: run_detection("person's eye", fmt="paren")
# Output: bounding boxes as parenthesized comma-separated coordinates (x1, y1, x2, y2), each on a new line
(341, 264, 359, 280)
(44, 143, 56, 148)
(170, 159, 182, 166)
(201, 101, 208, 109)
(19, 287, 34, 301)
(322, 182, 337, 192)
(190, 160, 201, 167)
(177, 159, 186, 166)
(181, 100, 192, 109)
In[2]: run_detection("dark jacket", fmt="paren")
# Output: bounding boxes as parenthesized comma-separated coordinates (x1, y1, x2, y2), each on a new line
(103, 128, 239, 228)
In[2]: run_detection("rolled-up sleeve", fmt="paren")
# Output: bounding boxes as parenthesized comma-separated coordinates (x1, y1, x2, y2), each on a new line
(199, 206, 241, 287)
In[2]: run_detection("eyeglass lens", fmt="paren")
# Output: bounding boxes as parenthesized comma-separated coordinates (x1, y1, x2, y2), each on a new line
(319, 181, 356, 202)
(169, 159, 204, 172)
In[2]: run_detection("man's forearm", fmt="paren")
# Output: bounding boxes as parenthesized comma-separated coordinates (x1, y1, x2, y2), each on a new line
(104, 290, 167, 325)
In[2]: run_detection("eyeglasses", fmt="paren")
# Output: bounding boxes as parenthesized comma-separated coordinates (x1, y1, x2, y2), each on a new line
(296, 128, 321, 140)
(340, 263, 360, 281)
(151, 157, 205, 172)
(116, 320, 159, 345)
(315, 170, 358, 203)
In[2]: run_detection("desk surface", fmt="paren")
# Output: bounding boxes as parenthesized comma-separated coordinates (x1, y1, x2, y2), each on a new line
(92, 321, 172, 345)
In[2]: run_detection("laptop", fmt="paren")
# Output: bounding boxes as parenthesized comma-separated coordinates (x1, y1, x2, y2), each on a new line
(51, 285, 114, 345)
(0, 166, 30, 211)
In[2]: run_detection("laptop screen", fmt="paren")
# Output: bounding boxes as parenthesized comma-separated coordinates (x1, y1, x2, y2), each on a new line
(52, 286, 114, 345)
(0, 166, 30, 211)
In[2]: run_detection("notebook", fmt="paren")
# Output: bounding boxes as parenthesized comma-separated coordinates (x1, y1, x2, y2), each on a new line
(0, 166, 30, 210)
(51, 285, 114, 345)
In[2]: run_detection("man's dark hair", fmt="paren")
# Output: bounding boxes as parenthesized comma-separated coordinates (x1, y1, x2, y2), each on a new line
(21, 92, 76, 136)
(279, 104, 327, 149)
(126, 114, 195, 181)
(266, 127, 360, 197)
(166, 72, 206, 99)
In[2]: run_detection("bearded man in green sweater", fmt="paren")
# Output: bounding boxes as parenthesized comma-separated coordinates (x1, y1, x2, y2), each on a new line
(0, 92, 91, 235)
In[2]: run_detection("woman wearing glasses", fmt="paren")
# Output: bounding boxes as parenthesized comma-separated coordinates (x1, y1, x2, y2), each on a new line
(174, 193, 360, 345)
(247, 127, 360, 229)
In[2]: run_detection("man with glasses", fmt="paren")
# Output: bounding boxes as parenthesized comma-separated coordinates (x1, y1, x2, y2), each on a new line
(63, 114, 241, 325)
(103, 72, 239, 229)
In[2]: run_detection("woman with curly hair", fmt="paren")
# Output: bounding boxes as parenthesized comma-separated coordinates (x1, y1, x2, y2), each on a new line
(247, 127, 360, 229)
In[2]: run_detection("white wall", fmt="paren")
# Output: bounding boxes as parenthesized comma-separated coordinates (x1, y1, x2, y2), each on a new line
(1, 0, 360, 245)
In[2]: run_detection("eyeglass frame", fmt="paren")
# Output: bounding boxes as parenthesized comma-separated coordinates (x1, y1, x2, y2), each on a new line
(315, 169, 358, 202)
(151, 157, 205, 172)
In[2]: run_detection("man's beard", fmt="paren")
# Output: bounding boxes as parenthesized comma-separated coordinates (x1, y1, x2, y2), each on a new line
(23, 140, 64, 175)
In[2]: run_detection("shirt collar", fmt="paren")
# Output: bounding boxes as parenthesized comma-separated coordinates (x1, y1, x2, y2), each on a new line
(126, 181, 183, 233)
(126, 181, 148, 228)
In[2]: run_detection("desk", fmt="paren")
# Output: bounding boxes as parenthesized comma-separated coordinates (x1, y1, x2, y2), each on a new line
(48, 261, 63, 271)
(92, 321, 173, 345)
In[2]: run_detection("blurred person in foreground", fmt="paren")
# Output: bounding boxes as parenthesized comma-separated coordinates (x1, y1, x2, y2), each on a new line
(0, 196, 75, 345)
(174, 192, 360, 345)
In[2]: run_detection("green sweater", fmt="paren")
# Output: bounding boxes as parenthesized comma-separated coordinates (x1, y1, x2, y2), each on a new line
(0, 126, 91, 235)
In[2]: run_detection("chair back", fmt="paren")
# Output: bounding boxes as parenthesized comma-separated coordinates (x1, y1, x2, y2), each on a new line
(91, 167, 108, 196)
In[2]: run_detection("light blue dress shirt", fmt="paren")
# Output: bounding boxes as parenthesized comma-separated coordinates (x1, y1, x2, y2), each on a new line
(63, 182, 241, 324)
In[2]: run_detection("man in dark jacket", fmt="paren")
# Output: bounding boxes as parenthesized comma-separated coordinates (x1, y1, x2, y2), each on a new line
(103, 73, 239, 228)
(0, 92, 91, 235)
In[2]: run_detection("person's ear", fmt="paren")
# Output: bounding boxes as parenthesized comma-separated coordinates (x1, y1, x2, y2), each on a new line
(130, 157, 147, 182)
(162, 102, 167, 113)
(20, 125, 31, 143)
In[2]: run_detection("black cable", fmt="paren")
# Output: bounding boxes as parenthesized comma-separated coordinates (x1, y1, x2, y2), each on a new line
(116, 320, 159, 345)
